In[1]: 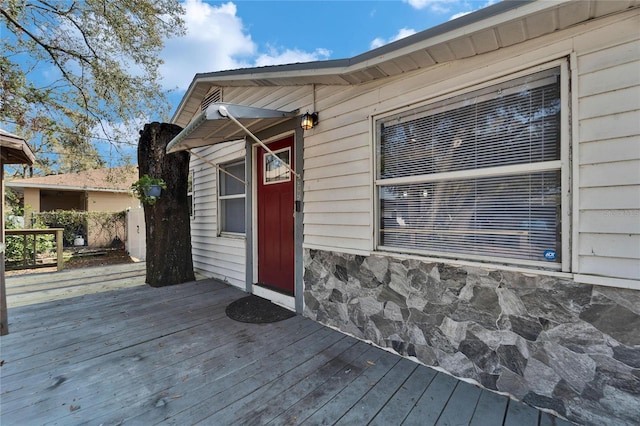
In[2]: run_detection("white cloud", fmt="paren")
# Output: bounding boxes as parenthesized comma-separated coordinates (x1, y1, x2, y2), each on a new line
(449, 0, 498, 20)
(160, 1, 255, 90)
(370, 28, 417, 50)
(405, 0, 498, 18)
(449, 10, 472, 20)
(160, 0, 332, 90)
(404, 0, 461, 13)
(254, 47, 331, 67)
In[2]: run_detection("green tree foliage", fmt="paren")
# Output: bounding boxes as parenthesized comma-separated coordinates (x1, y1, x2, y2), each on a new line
(3, 187, 23, 219)
(0, 1, 186, 176)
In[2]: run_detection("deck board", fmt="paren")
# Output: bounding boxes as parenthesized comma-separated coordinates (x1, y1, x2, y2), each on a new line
(238, 340, 371, 425)
(301, 349, 400, 424)
(334, 357, 418, 425)
(402, 370, 459, 425)
(1, 268, 564, 425)
(435, 380, 483, 425)
(5, 262, 147, 307)
(470, 389, 510, 426)
(266, 342, 382, 425)
(1, 288, 236, 388)
(504, 398, 541, 426)
(368, 362, 438, 425)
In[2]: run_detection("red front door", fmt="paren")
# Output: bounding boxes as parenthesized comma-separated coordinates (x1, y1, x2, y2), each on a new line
(257, 136, 295, 294)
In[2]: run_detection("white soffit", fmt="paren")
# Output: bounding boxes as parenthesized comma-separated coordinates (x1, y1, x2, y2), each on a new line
(166, 103, 297, 153)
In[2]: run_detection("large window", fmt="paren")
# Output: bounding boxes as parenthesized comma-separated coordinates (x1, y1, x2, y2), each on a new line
(376, 66, 565, 267)
(218, 160, 245, 234)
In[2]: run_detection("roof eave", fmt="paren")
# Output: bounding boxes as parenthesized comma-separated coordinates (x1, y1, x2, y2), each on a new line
(171, 0, 639, 125)
(5, 181, 131, 193)
(0, 130, 36, 165)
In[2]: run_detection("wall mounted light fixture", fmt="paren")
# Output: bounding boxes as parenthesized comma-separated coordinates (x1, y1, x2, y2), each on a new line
(301, 112, 319, 130)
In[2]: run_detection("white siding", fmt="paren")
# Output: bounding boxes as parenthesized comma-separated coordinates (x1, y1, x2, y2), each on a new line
(576, 29, 640, 281)
(187, 8, 639, 284)
(190, 140, 246, 288)
(233, 9, 640, 280)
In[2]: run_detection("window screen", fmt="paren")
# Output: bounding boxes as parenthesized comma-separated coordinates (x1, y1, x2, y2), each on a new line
(376, 67, 563, 264)
(219, 161, 245, 234)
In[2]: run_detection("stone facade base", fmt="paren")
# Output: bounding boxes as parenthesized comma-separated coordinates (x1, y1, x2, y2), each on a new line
(303, 249, 640, 425)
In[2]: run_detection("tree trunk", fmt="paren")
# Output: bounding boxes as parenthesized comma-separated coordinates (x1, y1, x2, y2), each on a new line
(138, 122, 195, 287)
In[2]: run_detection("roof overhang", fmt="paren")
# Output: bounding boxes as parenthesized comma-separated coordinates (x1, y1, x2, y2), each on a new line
(0, 129, 36, 165)
(171, 0, 640, 127)
(166, 103, 297, 153)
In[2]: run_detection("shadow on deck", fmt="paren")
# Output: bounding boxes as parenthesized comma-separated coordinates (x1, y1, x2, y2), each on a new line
(0, 269, 571, 425)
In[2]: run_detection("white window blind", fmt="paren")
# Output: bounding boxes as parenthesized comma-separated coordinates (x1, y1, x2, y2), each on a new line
(376, 67, 562, 265)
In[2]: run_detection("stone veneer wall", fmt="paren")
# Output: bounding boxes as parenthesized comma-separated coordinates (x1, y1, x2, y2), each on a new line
(303, 249, 640, 425)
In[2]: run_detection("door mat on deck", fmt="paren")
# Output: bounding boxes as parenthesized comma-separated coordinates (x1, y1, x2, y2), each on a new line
(225, 295, 296, 323)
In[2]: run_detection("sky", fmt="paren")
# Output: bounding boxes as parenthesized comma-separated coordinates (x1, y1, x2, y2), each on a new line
(3, 0, 499, 168)
(159, 0, 498, 111)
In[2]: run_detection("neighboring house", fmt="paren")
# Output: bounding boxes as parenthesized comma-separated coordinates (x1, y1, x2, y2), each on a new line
(167, 1, 640, 424)
(6, 166, 140, 246)
(1, 128, 36, 335)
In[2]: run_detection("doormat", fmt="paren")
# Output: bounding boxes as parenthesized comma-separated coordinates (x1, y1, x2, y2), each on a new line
(225, 295, 296, 323)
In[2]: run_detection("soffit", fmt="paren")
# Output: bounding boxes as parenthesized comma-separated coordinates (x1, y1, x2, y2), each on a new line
(0, 129, 36, 165)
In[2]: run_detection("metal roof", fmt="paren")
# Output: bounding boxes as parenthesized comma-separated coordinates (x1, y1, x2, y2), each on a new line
(166, 103, 297, 153)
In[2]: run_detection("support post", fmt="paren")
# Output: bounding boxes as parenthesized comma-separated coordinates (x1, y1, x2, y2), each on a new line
(56, 229, 63, 271)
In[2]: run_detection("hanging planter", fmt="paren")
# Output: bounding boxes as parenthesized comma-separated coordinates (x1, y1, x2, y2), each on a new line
(131, 174, 167, 205)
(144, 184, 163, 198)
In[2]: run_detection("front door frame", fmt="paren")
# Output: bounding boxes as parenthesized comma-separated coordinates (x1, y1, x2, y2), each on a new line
(245, 123, 304, 313)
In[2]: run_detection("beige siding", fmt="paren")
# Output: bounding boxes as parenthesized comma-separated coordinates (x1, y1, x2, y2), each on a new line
(87, 192, 137, 212)
(576, 31, 640, 281)
(22, 188, 40, 226)
(85, 192, 135, 247)
(190, 140, 246, 288)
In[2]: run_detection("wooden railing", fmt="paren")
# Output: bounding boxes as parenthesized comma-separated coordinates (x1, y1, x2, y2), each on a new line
(4, 228, 64, 271)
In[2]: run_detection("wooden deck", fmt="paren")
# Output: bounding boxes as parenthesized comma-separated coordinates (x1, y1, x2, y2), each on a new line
(0, 267, 571, 425)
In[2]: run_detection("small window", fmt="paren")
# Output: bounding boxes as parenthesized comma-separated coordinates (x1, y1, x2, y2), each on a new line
(219, 160, 246, 234)
(187, 170, 194, 218)
(375, 66, 565, 267)
(263, 147, 291, 184)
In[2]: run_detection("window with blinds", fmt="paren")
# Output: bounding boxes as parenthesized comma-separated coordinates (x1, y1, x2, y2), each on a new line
(218, 160, 245, 234)
(375, 66, 563, 265)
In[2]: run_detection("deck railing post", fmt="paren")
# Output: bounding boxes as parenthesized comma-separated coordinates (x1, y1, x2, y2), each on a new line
(56, 229, 63, 271)
(32, 233, 37, 267)
(4, 228, 65, 271)
(22, 234, 27, 267)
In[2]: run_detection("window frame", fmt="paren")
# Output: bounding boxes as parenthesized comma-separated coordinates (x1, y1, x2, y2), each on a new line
(217, 159, 246, 237)
(187, 169, 194, 219)
(373, 59, 571, 271)
(262, 147, 292, 185)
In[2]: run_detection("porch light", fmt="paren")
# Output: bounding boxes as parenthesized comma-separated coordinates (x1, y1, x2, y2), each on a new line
(301, 112, 318, 130)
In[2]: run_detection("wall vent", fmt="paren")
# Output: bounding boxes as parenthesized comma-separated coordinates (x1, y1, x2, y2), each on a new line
(201, 88, 222, 111)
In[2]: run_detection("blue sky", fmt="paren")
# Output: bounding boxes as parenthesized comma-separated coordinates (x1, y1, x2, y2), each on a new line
(160, 0, 498, 110)
(4, 0, 498, 167)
